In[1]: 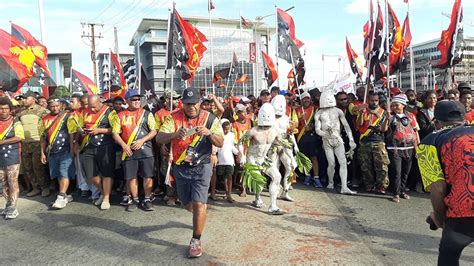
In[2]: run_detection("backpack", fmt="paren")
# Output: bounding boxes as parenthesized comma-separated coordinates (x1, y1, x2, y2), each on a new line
(388, 112, 416, 147)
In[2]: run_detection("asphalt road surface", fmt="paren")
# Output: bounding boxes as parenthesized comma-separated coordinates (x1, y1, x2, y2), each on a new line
(0, 185, 473, 264)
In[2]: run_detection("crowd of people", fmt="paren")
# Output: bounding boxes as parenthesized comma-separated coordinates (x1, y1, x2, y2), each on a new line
(0, 81, 473, 260)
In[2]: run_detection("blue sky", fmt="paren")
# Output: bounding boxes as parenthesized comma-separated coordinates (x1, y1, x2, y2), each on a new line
(0, 0, 472, 87)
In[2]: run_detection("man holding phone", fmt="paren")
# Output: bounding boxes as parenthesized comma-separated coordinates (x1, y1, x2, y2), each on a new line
(157, 87, 223, 258)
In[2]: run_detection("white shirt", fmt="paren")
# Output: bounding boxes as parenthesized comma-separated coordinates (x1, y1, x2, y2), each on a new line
(217, 132, 239, 166)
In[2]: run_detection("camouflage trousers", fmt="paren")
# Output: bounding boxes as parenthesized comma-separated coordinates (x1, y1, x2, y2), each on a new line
(21, 142, 48, 190)
(358, 141, 390, 190)
(0, 164, 20, 206)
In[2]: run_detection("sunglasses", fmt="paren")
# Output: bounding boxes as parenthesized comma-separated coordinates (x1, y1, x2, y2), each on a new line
(129, 98, 141, 102)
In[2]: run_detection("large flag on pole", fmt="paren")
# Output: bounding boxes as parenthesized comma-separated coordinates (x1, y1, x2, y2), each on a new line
(70, 69, 99, 94)
(166, 7, 208, 80)
(368, 3, 384, 80)
(387, 3, 404, 73)
(261, 51, 278, 87)
(109, 50, 127, 98)
(277, 7, 303, 66)
(436, 0, 463, 69)
(363, 0, 374, 61)
(139, 66, 160, 113)
(0, 29, 35, 92)
(10, 23, 50, 76)
(346, 37, 363, 80)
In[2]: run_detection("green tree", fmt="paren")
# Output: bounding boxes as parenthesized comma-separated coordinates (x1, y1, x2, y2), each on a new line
(53, 85, 70, 98)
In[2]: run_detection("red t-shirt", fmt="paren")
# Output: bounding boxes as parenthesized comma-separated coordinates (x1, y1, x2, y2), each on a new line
(465, 109, 474, 124)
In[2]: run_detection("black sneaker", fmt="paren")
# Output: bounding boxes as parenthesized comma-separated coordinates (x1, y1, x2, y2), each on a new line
(126, 202, 139, 212)
(120, 196, 132, 206)
(142, 200, 155, 211)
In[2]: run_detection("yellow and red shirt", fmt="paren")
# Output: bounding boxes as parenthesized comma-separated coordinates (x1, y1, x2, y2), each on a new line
(159, 109, 223, 166)
(78, 105, 118, 150)
(0, 117, 24, 167)
(295, 106, 315, 142)
(465, 109, 474, 124)
(39, 112, 77, 154)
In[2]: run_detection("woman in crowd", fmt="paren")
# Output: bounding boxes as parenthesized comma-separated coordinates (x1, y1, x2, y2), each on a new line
(385, 94, 420, 203)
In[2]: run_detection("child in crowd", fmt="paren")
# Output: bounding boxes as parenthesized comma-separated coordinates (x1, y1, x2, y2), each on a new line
(216, 119, 240, 203)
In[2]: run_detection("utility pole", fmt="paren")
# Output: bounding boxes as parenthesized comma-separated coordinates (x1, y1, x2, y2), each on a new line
(113, 26, 119, 55)
(81, 22, 104, 84)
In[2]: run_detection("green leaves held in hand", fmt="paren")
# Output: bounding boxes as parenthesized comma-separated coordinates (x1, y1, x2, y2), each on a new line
(242, 163, 267, 193)
(296, 152, 312, 176)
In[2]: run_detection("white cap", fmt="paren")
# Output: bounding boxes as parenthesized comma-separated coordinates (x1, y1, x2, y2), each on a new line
(240, 96, 251, 103)
(235, 103, 246, 112)
(300, 92, 311, 99)
(220, 118, 231, 125)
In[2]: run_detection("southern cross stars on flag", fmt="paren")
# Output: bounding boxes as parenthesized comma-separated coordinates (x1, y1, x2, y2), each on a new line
(166, 6, 207, 81)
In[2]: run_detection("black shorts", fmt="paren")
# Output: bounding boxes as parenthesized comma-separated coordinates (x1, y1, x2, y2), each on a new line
(298, 133, 319, 158)
(172, 163, 212, 206)
(216, 165, 234, 179)
(122, 157, 155, 180)
(80, 145, 115, 179)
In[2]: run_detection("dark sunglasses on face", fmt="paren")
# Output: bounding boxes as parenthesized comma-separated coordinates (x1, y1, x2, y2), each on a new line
(130, 98, 141, 102)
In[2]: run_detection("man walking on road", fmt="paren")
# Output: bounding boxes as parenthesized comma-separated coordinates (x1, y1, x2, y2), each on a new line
(112, 90, 157, 212)
(157, 87, 223, 258)
(416, 100, 474, 265)
(18, 91, 50, 197)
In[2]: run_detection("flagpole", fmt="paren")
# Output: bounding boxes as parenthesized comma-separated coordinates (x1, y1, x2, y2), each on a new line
(385, 0, 391, 112)
(225, 52, 234, 92)
(289, 47, 306, 125)
(239, 11, 245, 95)
(136, 36, 141, 92)
(364, 0, 374, 104)
(407, 2, 415, 93)
(275, 5, 280, 88)
(108, 50, 112, 98)
(208, 0, 215, 95)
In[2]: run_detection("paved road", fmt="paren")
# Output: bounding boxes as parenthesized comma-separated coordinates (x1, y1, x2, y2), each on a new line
(0, 185, 473, 264)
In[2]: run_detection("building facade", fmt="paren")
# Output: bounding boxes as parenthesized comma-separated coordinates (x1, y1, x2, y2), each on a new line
(130, 16, 275, 96)
(97, 53, 135, 93)
(400, 37, 474, 91)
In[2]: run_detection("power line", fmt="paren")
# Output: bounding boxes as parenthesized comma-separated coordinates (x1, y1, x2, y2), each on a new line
(81, 22, 104, 84)
(88, 0, 116, 23)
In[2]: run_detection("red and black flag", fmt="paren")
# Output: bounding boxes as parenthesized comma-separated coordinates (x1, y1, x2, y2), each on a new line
(363, 0, 374, 61)
(261, 51, 278, 87)
(277, 7, 304, 66)
(241, 16, 252, 28)
(386, 3, 404, 73)
(436, 0, 463, 69)
(346, 37, 363, 80)
(236, 73, 249, 84)
(367, 3, 384, 80)
(0, 29, 34, 92)
(208, 0, 215, 12)
(231, 52, 239, 74)
(70, 69, 99, 94)
(402, 15, 412, 50)
(212, 67, 231, 83)
(28, 63, 56, 87)
(109, 50, 127, 98)
(10, 23, 50, 76)
(138, 66, 160, 113)
(166, 7, 208, 80)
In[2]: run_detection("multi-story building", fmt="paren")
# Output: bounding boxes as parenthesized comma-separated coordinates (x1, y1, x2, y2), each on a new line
(97, 52, 134, 92)
(130, 16, 275, 96)
(400, 37, 474, 91)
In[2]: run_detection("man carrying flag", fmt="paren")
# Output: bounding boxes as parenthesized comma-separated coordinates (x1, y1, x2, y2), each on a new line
(39, 97, 77, 209)
(112, 90, 157, 212)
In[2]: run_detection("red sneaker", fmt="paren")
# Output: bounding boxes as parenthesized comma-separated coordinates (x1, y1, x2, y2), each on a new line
(188, 238, 202, 258)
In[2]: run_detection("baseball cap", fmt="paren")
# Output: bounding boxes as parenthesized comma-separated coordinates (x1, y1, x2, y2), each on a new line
(235, 103, 246, 112)
(300, 92, 311, 99)
(125, 90, 142, 100)
(458, 82, 472, 91)
(113, 96, 125, 103)
(164, 89, 181, 99)
(260, 89, 270, 96)
(182, 87, 201, 104)
(434, 100, 465, 122)
(240, 96, 251, 104)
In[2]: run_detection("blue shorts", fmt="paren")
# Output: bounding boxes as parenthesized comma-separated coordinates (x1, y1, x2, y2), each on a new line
(172, 163, 212, 206)
(49, 151, 76, 180)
